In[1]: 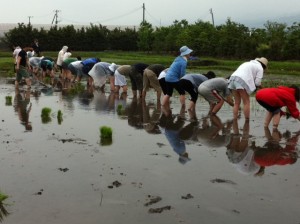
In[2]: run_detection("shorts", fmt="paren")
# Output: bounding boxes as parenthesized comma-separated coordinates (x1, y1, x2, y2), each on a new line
(143, 69, 161, 93)
(165, 81, 185, 97)
(179, 79, 198, 103)
(198, 85, 220, 104)
(256, 100, 281, 114)
(228, 76, 251, 94)
(129, 66, 143, 91)
(114, 70, 127, 86)
(16, 66, 30, 82)
(159, 78, 167, 95)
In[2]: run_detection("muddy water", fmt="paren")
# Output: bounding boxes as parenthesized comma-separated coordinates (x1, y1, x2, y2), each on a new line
(0, 78, 300, 224)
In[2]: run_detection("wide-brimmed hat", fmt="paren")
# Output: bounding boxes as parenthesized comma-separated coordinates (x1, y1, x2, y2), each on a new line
(108, 63, 117, 73)
(256, 57, 268, 68)
(180, 46, 193, 56)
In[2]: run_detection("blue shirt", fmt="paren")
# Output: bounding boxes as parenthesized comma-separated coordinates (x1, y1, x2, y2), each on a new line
(165, 56, 187, 82)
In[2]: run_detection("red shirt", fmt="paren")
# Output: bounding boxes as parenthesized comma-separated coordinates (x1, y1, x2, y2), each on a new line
(256, 86, 300, 118)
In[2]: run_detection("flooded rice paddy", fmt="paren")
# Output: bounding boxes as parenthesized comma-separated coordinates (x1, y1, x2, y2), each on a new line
(0, 78, 300, 224)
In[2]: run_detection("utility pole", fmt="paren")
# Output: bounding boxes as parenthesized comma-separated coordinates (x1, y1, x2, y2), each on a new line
(209, 8, 215, 27)
(51, 10, 60, 26)
(142, 3, 145, 23)
(28, 16, 33, 25)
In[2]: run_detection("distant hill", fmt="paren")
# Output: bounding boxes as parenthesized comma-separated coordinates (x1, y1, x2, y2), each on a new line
(239, 14, 300, 28)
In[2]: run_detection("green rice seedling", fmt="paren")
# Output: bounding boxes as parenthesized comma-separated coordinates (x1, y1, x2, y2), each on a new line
(0, 191, 9, 222)
(57, 110, 63, 124)
(100, 126, 113, 146)
(117, 104, 125, 115)
(5, 96, 12, 106)
(100, 126, 112, 139)
(69, 82, 85, 95)
(41, 107, 52, 123)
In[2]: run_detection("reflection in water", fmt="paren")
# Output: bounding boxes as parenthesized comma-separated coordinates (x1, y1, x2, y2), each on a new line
(226, 120, 262, 175)
(251, 127, 300, 176)
(128, 97, 143, 129)
(158, 107, 191, 164)
(142, 100, 161, 134)
(14, 88, 32, 131)
(197, 114, 233, 148)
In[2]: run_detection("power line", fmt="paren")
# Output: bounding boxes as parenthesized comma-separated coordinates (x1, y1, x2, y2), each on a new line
(145, 9, 161, 26)
(96, 6, 142, 24)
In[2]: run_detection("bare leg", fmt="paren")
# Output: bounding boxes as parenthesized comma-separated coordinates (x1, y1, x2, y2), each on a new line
(272, 113, 281, 129)
(162, 95, 170, 106)
(264, 111, 273, 128)
(238, 89, 250, 119)
(179, 94, 186, 106)
(211, 100, 225, 114)
(232, 90, 241, 120)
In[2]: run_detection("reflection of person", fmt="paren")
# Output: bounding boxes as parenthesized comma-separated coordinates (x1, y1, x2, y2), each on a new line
(142, 100, 161, 134)
(228, 57, 268, 119)
(142, 64, 166, 101)
(197, 114, 232, 148)
(198, 77, 234, 115)
(14, 88, 32, 131)
(179, 72, 216, 111)
(226, 119, 261, 175)
(162, 46, 193, 107)
(256, 86, 300, 129)
(127, 97, 143, 129)
(158, 109, 190, 164)
(251, 127, 299, 176)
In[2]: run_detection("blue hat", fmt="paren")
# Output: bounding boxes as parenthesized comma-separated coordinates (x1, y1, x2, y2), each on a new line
(180, 46, 193, 56)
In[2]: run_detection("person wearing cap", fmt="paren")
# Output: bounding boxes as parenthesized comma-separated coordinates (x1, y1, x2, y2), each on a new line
(179, 71, 216, 111)
(142, 64, 166, 101)
(228, 57, 268, 120)
(255, 85, 300, 129)
(198, 77, 234, 115)
(88, 62, 116, 90)
(161, 45, 193, 107)
(114, 64, 130, 94)
(56, 46, 68, 75)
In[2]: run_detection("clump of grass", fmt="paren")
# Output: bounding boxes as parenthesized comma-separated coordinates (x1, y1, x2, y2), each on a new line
(57, 110, 63, 124)
(0, 193, 8, 203)
(41, 107, 52, 123)
(100, 126, 113, 146)
(69, 82, 85, 95)
(117, 104, 125, 115)
(5, 96, 12, 106)
(0, 191, 9, 222)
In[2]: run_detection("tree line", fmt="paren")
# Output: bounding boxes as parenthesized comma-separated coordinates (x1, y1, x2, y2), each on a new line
(1, 19, 300, 60)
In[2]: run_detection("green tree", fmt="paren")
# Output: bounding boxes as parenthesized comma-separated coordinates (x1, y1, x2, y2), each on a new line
(137, 21, 154, 52)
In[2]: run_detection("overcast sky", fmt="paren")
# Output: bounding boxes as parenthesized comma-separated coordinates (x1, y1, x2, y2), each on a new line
(1, 0, 299, 28)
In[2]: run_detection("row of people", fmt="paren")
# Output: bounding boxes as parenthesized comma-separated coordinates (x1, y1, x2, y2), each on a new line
(13, 44, 300, 130)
